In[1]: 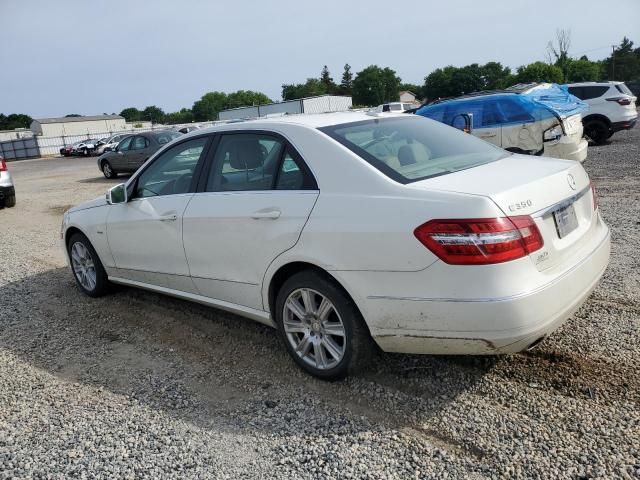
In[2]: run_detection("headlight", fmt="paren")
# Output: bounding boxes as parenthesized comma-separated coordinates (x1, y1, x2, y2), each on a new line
(543, 125, 563, 142)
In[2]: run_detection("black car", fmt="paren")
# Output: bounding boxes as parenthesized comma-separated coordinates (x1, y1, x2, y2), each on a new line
(97, 130, 181, 178)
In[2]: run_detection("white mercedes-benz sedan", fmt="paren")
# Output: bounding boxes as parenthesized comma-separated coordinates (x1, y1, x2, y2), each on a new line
(62, 112, 610, 379)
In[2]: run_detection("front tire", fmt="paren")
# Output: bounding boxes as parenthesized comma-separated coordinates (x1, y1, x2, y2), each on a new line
(68, 232, 110, 297)
(101, 161, 117, 179)
(4, 194, 16, 208)
(275, 270, 374, 380)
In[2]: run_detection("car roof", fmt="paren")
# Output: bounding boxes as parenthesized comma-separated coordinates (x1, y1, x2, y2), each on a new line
(196, 111, 409, 134)
(565, 81, 621, 87)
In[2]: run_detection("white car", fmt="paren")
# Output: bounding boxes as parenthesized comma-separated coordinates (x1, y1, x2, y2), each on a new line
(374, 102, 416, 113)
(565, 81, 638, 144)
(62, 112, 610, 379)
(95, 133, 131, 155)
(0, 155, 16, 208)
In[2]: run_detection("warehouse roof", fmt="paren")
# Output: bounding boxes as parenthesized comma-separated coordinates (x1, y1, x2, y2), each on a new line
(34, 115, 124, 124)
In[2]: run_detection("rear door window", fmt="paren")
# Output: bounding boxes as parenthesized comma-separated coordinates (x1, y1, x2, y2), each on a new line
(497, 98, 535, 123)
(580, 86, 609, 100)
(206, 133, 284, 192)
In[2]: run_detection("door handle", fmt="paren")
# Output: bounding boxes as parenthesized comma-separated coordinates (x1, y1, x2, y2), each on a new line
(251, 208, 281, 220)
(158, 214, 178, 222)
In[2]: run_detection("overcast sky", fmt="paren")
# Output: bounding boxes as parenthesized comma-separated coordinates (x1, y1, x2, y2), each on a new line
(1, 0, 638, 118)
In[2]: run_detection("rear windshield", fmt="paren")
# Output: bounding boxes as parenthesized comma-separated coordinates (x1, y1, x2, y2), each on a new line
(319, 116, 508, 184)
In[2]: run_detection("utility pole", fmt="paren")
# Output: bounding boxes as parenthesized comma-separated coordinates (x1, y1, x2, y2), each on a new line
(611, 45, 616, 80)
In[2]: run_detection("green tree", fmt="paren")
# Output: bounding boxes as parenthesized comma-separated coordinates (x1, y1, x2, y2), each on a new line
(515, 62, 564, 84)
(481, 62, 513, 89)
(225, 90, 272, 109)
(119, 107, 143, 122)
(603, 37, 640, 81)
(281, 78, 327, 101)
(0, 113, 33, 130)
(566, 58, 602, 82)
(164, 108, 194, 124)
(65, 114, 81, 117)
(142, 105, 165, 124)
(339, 64, 353, 95)
(320, 65, 336, 93)
(352, 65, 401, 106)
(192, 91, 228, 121)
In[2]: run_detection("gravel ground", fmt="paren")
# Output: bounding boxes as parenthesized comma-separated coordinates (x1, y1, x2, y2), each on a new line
(1, 128, 639, 479)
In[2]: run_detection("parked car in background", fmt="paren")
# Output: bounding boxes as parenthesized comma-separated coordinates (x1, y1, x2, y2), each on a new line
(63, 112, 610, 379)
(96, 133, 131, 155)
(0, 156, 16, 208)
(72, 139, 101, 156)
(564, 81, 638, 144)
(96, 130, 181, 178)
(416, 83, 588, 162)
(374, 102, 416, 113)
(60, 140, 85, 156)
(176, 125, 201, 134)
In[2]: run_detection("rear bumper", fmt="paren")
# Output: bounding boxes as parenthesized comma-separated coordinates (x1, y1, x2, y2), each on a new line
(611, 118, 637, 132)
(543, 137, 588, 163)
(335, 219, 610, 355)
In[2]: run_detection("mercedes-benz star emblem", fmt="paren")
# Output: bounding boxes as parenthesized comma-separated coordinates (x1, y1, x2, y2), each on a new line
(567, 173, 576, 190)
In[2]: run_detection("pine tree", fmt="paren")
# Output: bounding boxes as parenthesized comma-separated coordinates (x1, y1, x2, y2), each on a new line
(340, 64, 353, 95)
(320, 65, 336, 93)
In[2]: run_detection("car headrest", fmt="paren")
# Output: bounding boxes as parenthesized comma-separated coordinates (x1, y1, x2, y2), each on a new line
(228, 139, 264, 170)
(398, 143, 430, 166)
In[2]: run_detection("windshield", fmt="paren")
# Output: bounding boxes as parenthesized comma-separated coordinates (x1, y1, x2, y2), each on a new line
(319, 116, 508, 184)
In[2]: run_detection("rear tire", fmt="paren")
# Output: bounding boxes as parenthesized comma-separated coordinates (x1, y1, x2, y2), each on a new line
(584, 119, 609, 145)
(102, 161, 117, 179)
(275, 270, 374, 380)
(67, 232, 110, 297)
(4, 194, 16, 208)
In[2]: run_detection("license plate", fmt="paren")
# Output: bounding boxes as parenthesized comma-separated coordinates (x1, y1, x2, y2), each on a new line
(553, 203, 579, 238)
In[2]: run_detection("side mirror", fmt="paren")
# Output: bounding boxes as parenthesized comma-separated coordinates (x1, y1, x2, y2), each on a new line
(106, 183, 127, 204)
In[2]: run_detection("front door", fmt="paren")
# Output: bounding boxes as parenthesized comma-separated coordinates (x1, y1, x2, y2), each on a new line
(128, 135, 151, 171)
(111, 135, 133, 171)
(106, 136, 210, 292)
(182, 133, 319, 310)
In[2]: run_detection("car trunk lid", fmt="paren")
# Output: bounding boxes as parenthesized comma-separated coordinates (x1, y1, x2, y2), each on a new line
(408, 153, 597, 271)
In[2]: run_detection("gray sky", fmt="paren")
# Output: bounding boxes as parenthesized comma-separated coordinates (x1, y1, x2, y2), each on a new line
(1, 0, 638, 118)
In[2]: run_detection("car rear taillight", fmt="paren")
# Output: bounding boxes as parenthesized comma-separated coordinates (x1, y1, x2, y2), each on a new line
(590, 183, 598, 211)
(606, 97, 632, 106)
(414, 216, 544, 265)
(0, 158, 7, 171)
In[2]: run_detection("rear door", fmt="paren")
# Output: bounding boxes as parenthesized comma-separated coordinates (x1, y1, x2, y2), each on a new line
(495, 97, 541, 153)
(182, 131, 319, 310)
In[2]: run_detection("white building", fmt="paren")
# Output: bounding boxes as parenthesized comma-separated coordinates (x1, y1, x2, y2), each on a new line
(399, 91, 418, 104)
(218, 95, 353, 121)
(30, 115, 126, 137)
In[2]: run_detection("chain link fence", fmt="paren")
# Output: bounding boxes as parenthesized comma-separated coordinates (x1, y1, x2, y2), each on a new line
(0, 121, 224, 160)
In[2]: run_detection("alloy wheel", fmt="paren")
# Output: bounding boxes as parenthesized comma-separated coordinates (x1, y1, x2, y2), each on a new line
(282, 288, 346, 370)
(70, 241, 97, 291)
